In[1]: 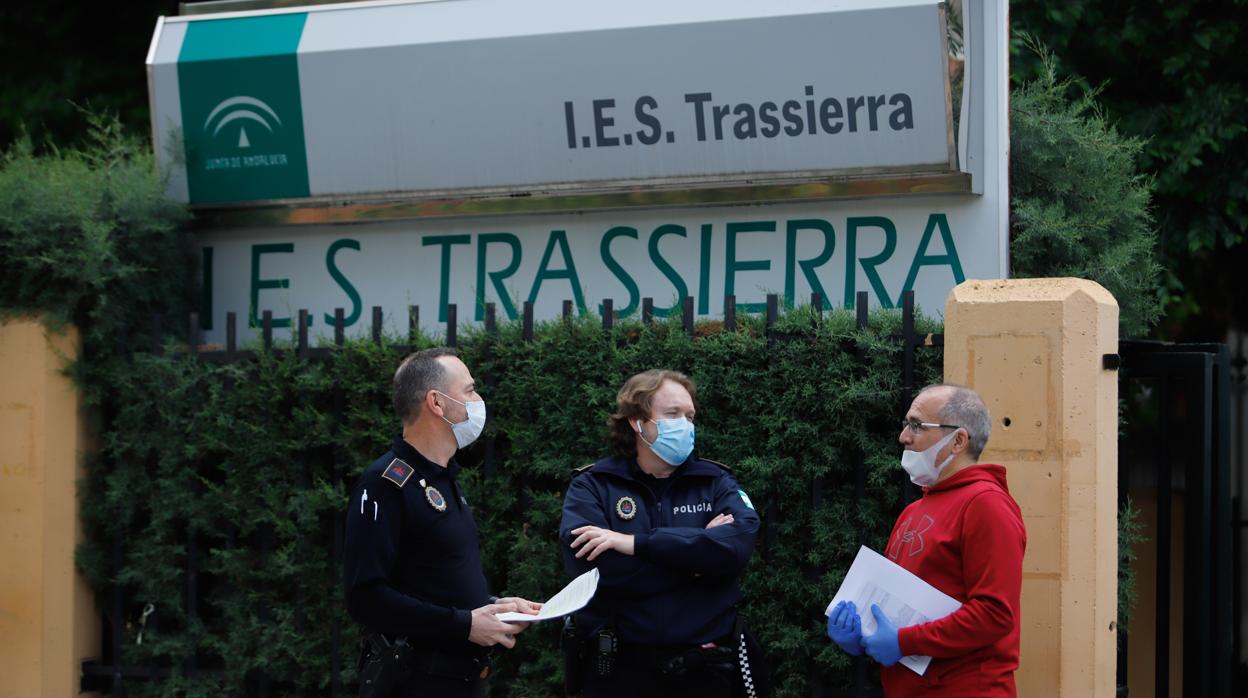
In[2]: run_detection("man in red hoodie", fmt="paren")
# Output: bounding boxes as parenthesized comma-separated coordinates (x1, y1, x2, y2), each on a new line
(826, 384, 1026, 696)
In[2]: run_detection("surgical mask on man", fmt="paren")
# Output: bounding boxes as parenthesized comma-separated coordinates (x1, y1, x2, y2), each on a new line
(637, 417, 695, 466)
(435, 391, 486, 449)
(900, 428, 961, 487)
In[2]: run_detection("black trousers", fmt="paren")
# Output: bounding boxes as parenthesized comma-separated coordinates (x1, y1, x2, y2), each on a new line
(581, 646, 735, 698)
(392, 671, 487, 698)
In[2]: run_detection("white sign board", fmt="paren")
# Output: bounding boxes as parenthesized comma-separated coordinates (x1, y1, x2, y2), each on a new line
(199, 193, 995, 342)
(148, 0, 955, 205)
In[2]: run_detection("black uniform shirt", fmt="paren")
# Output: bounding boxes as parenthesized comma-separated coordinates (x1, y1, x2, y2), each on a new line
(560, 454, 760, 645)
(343, 435, 491, 654)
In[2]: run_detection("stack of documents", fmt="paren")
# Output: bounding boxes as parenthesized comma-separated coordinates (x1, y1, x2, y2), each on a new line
(825, 546, 962, 675)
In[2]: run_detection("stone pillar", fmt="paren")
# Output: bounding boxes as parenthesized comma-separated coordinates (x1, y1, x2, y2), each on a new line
(944, 278, 1119, 697)
(0, 319, 99, 697)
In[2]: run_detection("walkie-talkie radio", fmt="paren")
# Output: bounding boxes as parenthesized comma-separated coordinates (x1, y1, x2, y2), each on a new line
(595, 628, 617, 677)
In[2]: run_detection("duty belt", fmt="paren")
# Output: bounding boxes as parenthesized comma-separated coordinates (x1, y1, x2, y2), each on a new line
(410, 649, 491, 682)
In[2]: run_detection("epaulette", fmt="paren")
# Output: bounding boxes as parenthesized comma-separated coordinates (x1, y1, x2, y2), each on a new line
(381, 457, 415, 488)
(700, 458, 733, 472)
(573, 463, 595, 474)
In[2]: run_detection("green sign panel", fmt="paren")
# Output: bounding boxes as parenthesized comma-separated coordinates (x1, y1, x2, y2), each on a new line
(177, 14, 310, 203)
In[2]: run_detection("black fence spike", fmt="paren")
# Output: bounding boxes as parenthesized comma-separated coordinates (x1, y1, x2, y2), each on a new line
(297, 310, 309, 357)
(188, 313, 200, 357)
(262, 311, 273, 351)
(446, 304, 458, 347)
(226, 312, 237, 356)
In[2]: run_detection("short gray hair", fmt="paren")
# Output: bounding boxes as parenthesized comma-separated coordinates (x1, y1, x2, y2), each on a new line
(921, 384, 991, 459)
(392, 347, 457, 423)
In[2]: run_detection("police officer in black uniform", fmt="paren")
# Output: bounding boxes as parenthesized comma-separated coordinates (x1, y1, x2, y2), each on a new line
(344, 347, 540, 698)
(560, 369, 763, 698)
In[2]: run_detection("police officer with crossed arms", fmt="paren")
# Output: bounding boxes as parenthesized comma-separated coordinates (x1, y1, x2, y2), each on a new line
(559, 369, 765, 697)
(344, 348, 540, 697)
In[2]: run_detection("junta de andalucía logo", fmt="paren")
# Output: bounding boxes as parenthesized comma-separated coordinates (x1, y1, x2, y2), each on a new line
(201, 95, 291, 170)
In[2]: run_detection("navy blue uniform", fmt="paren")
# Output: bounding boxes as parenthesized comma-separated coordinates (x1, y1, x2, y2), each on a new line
(560, 453, 759, 696)
(343, 435, 491, 696)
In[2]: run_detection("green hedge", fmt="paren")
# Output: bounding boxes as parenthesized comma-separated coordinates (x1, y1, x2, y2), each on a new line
(0, 114, 192, 347)
(77, 308, 942, 697)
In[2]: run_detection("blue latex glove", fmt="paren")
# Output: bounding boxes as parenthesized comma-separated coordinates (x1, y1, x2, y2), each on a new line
(861, 604, 903, 667)
(826, 600, 864, 656)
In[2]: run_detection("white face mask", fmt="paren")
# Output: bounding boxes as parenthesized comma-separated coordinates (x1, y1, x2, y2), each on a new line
(900, 428, 961, 487)
(435, 391, 486, 449)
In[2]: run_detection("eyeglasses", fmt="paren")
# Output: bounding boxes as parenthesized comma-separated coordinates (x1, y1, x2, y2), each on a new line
(901, 419, 961, 435)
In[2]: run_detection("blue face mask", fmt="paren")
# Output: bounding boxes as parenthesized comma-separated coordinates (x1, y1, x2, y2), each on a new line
(637, 417, 695, 466)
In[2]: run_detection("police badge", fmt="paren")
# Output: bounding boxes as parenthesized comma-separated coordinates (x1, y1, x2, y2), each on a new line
(615, 495, 637, 520)
(424, 485, 448, 512)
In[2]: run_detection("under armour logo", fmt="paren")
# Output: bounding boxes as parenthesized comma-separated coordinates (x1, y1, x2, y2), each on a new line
(888, 515, 935, 559)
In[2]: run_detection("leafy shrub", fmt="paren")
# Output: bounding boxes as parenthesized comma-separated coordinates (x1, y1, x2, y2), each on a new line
(0, 112, 193, 347)
(1010, 40, 1162, 336)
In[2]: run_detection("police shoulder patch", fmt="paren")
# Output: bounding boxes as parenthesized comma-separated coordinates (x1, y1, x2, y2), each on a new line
(381, 458, 414, 488)
(701, 458, 733, 473)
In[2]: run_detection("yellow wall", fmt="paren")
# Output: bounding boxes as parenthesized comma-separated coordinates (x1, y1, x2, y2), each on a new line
(944, 279, 1119, 696)
(0, 319, 98, 698)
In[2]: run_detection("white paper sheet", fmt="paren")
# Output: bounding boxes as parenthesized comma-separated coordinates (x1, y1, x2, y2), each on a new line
(825, 545, 962, 676)
(496, 567, 600, 623)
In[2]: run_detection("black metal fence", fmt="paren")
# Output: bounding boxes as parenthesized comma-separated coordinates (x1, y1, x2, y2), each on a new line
(1116, 340, 1241, 698)
(79, 290, 939, 697)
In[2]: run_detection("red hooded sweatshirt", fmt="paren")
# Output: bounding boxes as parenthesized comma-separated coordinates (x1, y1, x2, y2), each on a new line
(881, 464, 1026, 697)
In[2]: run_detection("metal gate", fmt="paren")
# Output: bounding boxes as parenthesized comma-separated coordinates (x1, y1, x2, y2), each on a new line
(1116, 340, 1239, 697)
